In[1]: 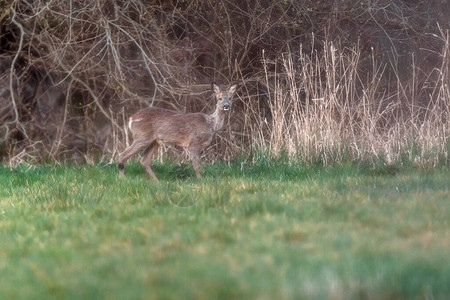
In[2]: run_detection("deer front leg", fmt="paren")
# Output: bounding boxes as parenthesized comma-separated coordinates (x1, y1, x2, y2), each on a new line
(189, 147, 202, 178)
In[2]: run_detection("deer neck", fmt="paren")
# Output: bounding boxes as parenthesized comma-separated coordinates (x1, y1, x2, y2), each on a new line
(209, 105, 227, 131)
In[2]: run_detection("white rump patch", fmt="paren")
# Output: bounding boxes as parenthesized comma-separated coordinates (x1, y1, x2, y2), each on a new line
(128, 117, 143, 129)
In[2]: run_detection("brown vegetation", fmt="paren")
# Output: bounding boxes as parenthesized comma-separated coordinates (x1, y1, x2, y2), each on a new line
(0, 0, 449, 166)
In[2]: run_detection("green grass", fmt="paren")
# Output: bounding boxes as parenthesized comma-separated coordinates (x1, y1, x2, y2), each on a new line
(0, 161, 449, 299)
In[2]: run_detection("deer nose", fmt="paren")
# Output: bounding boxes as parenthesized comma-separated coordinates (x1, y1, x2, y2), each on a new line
(223, 103, 230, 110)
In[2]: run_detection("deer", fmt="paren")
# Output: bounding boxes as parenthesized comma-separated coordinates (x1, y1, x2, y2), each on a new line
(118, 83, 238, 182)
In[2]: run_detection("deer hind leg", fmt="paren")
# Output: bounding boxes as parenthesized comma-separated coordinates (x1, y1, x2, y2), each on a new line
(118, 139, 150, 177)
(140, 141, 160, 182)
(189, 147, 202, 178)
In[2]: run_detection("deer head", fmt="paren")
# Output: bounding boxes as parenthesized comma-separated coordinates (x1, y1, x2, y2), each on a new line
(212, 82, 237, 111)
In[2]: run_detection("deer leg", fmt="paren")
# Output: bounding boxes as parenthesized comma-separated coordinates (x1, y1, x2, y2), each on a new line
(118, 139, 149, 177)
(189, 147, 202, 178)
(140, 141, 160, 182)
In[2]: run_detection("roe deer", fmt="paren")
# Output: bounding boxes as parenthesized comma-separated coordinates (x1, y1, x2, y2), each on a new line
(118, 83, 238, 182)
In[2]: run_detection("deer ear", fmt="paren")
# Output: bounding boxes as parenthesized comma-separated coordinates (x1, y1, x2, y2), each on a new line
(212, 82, 221, 94)
(228, 84, 237, 95)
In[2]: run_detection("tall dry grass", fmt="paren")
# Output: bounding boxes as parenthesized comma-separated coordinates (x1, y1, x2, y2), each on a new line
(243, 32, 449, 167)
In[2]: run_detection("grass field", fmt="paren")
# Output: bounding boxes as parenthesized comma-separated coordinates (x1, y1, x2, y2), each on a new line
(0, 160, 449, 299)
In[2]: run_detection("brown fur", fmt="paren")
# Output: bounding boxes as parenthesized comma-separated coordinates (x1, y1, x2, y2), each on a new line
(118, 83, 237, 182)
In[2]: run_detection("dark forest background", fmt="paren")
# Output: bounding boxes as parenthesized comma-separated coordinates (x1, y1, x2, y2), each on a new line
(0, 0, 449, 165)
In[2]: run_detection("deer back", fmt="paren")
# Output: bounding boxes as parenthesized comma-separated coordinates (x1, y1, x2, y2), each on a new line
(129, 107, 215, 148)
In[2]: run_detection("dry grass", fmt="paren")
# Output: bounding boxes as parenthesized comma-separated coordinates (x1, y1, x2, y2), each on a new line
(243, 32, 449, 167)
(1, 1, 448, 167)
